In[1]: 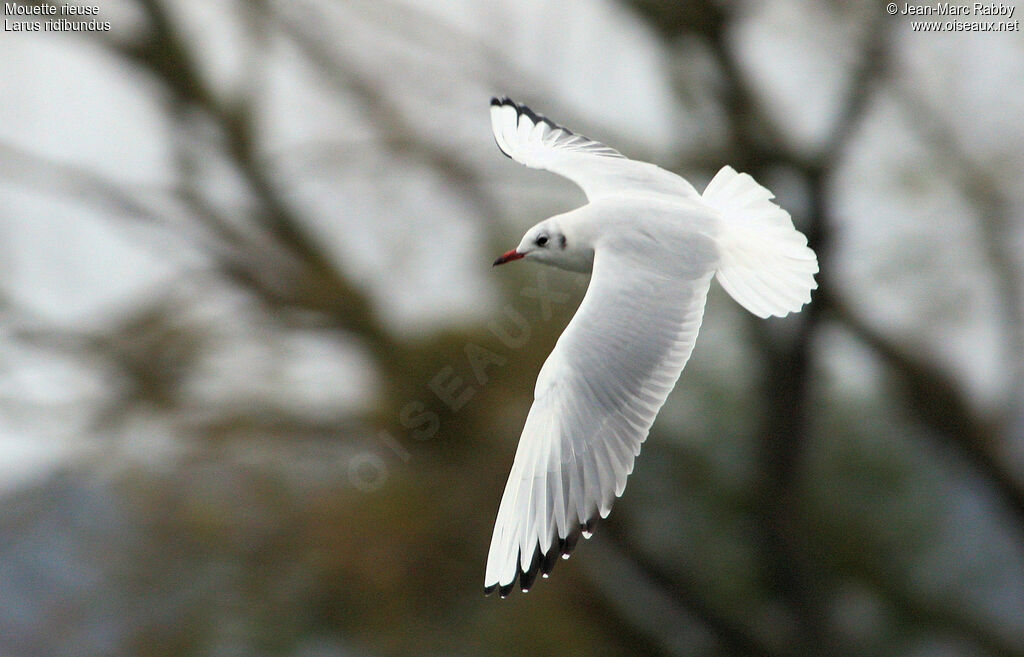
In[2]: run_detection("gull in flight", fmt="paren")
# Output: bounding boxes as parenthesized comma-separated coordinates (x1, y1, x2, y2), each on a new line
(485, 97, 818, 597)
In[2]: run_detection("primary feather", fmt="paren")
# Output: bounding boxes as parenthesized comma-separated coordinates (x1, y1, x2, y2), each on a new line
(490, 97, 700, 201)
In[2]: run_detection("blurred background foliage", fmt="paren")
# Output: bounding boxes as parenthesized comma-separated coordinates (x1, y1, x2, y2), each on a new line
(2, 0, 1024, 656)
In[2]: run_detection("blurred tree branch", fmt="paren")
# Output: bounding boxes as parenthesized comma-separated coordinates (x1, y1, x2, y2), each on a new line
(842, 551, 1024, 657)
(892, 86, 1024, 421)
(272, 1, 503, 223)
(590, 528, 789, 657)
(829, 293, 1024, 530)
(105, 0, 395, 355)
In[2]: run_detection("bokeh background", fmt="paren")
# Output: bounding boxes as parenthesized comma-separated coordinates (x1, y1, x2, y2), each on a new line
(2, 0, 1024, 656)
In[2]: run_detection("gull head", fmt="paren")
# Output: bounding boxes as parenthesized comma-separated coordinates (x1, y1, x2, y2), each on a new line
(493, 219, 592, 273)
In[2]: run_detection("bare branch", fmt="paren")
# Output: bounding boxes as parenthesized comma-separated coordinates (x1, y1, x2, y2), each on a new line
(890, 86, 1024, 421)
(97, 0, 396, 354)
(587, 530, 792, 657)
(271, 2, 503, 224)
(828, 292, 1024, 531)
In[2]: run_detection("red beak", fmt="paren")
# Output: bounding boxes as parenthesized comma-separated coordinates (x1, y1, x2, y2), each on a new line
(493, 249, 525, 266)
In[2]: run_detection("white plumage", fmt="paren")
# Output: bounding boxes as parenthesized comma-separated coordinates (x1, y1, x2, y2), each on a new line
(485, 98, 817, 597)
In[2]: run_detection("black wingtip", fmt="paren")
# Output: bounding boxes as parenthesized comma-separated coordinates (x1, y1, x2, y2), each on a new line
(541, 546, 560, 578)
(519, 546, 544, 592)
(487, 543, 569, 598)
(488, 96, 568, 134)
(560, 526, 581, 558)
(487, 522, 603, 598)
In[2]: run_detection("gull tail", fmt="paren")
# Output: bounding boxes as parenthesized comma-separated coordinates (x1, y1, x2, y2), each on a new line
(702, 166, 818, 318)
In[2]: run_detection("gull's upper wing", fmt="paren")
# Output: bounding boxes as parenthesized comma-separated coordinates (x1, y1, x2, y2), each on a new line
(484, 240, 716, 596)
(490, 97, 699, 202)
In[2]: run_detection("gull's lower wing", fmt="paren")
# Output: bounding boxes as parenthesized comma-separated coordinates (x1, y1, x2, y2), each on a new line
(490, 97, 699, 202)
(484, 244, 716, 596)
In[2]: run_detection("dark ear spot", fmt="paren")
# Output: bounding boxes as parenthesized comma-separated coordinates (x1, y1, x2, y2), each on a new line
(559, 234, 567, 249)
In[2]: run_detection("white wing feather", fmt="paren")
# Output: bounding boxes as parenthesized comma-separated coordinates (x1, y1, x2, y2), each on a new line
(490, 97, 700, 202)
(484, 246, 715, 595)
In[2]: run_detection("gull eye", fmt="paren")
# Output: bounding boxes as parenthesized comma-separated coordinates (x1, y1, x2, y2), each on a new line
(536, 234, 549, 247)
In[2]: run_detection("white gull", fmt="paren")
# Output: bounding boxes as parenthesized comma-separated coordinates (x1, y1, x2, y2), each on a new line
(485, 97, 818, 596)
